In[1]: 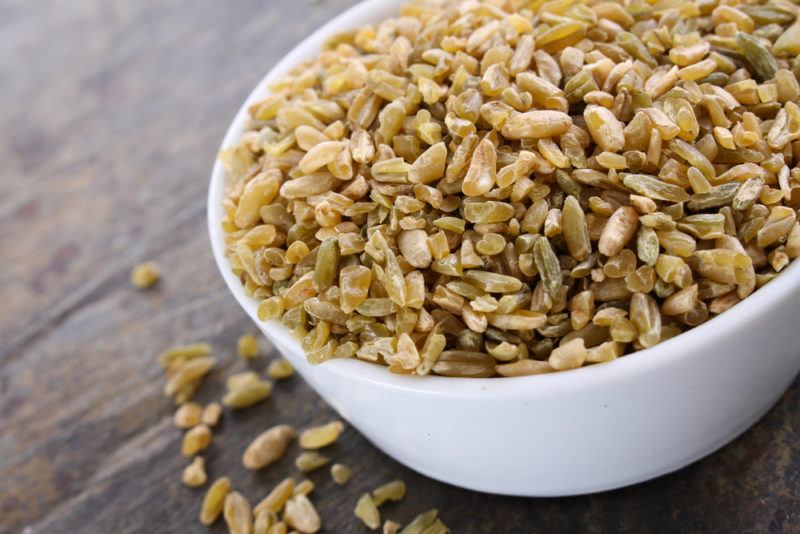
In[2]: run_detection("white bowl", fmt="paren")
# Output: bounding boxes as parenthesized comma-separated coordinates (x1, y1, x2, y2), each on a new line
(208, 0, 800, 496)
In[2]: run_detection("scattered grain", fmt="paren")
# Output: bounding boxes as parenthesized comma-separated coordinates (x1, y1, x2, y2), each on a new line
(331, 463, 351, 485)
(267, 358, 295, 380)
(243, 425, 296, 470)
(174, 402, 202, 429)
(182, 456, 207, 487)
(237, 334, 260, 359)
(224, 491, 253, 534)
(373, 480, 406, 506)
(284, 495, 321, 533)
(202, 402, 222, 427)
(299, 421, 344, 449)
(182, 424, 212, 457)
(200, 477, 231, 525)
(130, 261, 160, 289)
(295, 451, 330, 473)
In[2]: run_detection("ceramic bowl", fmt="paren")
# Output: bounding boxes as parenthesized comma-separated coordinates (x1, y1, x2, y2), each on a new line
(208, 0, 800, 496)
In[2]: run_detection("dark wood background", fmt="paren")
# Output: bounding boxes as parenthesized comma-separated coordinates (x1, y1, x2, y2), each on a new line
(1, 1, 798, 532)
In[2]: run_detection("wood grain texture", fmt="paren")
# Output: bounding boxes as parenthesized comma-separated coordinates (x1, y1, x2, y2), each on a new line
(0, 1, 798, 533)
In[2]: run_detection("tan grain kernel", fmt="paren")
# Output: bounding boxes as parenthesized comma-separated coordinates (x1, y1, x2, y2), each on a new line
(548, 338, 587, 371)
(224, 491, 253, 534)
(372, 480, 406, 506)
(174, 402, 202, 429)
(355, 493, 381, 530)
(267, 358, 294, 380)
(284, 495, 321, 534)
(157, 342, 211, 369)
(201, 402, 222, 427)
(131, 261, 160, 289)
(254, 509, 277, 534)
(599, 206, 639, 257)
(182, 456, 207, 487)
(200, 477, 231, 525)
(299, 420, 344, 449)
(223, 378, 272, 409)
(295, 451, 330, 473)
(584, 105, 624, 152)
(293, 479, 314, 497)
(182, 424, 212, 457)
(243, 425, 296, 469)
(501, 110, 572, 139)
(254, 478, 295, 515)
(237, 333, 260, 359)
(164, 356, 216, 398)
(330, 463, 351, 485)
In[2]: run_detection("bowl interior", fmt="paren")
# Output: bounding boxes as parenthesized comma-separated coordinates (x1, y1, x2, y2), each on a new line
(207, 0, 800, 397)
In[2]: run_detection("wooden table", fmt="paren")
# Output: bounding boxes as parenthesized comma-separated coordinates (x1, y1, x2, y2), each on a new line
(1, 1, 798, 532)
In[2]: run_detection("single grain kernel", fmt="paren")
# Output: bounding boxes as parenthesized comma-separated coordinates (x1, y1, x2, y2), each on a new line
(174, 402, 202, 429)
(293, 479, 315, 497)
(254, 478, 295, 515)
(331, 463, 351, 485)
(223, 492, 253, 534)
(182, 456, 207, 487)
(295, 451, 330, 473)
(284, 495, 321, 533)
(237, 333, 260, 359)
(130, 261, 160, 289)
(299, 421, 344, 449)
(254, 509, 277, 534)
(164, 356, 216, 399)
(201, 402, 222, 427)
(223, 381, 272, 408)
(267, 358, 294, 380)
(243, 425, 296, 469)
(373, 480, 406, 506)
(548, 338, 587, 371)
(182, 424, 212, 457)
(355, 493, 381, 530)
(200, 477, 231, 525)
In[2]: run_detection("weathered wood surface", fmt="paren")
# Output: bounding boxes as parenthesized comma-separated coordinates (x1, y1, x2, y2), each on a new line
(0, 0, 798, 532)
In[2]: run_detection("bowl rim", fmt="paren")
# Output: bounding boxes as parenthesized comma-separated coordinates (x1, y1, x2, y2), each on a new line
(208, 0, 800, 397)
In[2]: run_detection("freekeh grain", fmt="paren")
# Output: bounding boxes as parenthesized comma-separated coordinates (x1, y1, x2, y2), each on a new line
(220, 0, 800, 379)
(130, 261, 160, 289)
